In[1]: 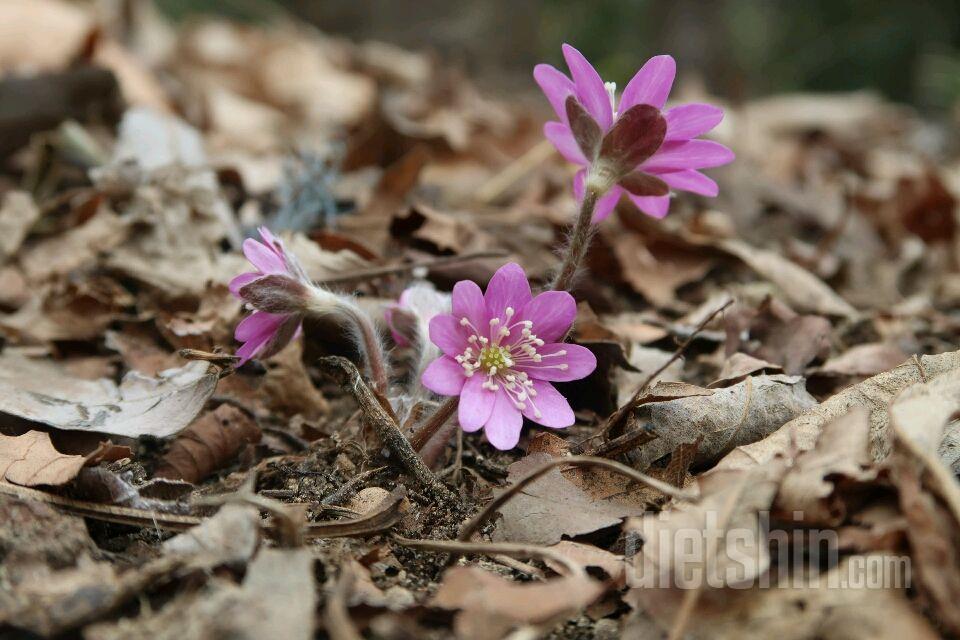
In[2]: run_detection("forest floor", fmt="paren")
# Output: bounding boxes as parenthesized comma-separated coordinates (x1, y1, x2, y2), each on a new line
(1, 2, 959, 639)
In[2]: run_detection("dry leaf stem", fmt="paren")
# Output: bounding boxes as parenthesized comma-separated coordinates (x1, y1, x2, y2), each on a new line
(409, 396, 459, 452)
(318, 356, 461, 507)
(317, 250, 509, 286)
(0, 480, 405, 538)
(392, 535, 585, 578)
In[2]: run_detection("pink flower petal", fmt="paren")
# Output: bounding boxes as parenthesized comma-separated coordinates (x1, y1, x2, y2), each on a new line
(484, 389, 524, 450)
(619, 55, 676, 111)
(422, 356, 467, 396)
(484, 263, 532, 322)
(459, 375, 496, 432)
(257, 226, 281, 252)
(659, 169, 719, 197)
(235, 334, 270, 364)
(229, 272, 260, 298)
(516, 291, 577, 343)
(561, 44, 613, 130)
(592, 185, 624, 222)
(242, 238, 286, 274)
(533, 63, 576, 124)
(452, 279, 489, 331)
(627, 193, 671, 219)
(641, 140, 735, 173)
(428, 314, 468, 357)
(235, 311, 288, 364)
(517, 343, 597, 382)
(235, 311, 285, 342)
(257, 314, 301, 360)
(665, 103, 724, 140)
(544, 122, 587, 165)
(522, 380, 575, 428)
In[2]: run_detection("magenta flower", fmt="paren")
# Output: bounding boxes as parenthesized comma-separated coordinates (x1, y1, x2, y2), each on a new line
(385, 283, 450, 349)
(421, 263, 597, 450)
(535, 44, 734, 221)
(229, 227, 309, 364)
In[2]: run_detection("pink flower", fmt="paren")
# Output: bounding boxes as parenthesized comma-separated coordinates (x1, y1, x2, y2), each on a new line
(385, 283, 451, 349)
(535, 44, 734, 221)
(229, 227, 312, 364)
(421, 263, 597, 450)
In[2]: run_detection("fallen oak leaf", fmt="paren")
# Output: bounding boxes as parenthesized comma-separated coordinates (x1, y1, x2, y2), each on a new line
(627, 554, 938, 640)
(0, 431, 130, 487)
(713, 237, 857, 318)
(885, 369, 960, 636)
(491, 452, 649, 545)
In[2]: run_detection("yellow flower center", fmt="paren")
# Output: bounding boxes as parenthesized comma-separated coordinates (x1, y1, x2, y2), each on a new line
(478, 345, 511, 372)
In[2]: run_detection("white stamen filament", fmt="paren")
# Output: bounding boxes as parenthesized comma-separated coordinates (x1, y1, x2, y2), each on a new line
(605, 81, 617, 116)
(454, 310, 570, 418)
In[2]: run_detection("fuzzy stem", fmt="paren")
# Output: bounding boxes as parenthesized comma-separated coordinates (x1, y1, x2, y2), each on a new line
(550, 187, 600, 292)
(339, 304, 389, 395)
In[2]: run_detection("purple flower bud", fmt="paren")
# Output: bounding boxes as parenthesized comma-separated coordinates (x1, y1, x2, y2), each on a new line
(535, 44, 734, 222)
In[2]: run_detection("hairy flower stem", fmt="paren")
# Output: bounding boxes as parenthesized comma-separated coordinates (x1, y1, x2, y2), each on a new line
(339, 305, 389, 395)
(551, 187, 600, 292)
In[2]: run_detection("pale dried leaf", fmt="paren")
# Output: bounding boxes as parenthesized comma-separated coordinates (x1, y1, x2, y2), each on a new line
(718, 238, 857, 318)
(432, 565, 605, 640)
(774, 408, 876, 525)
(716, 349, 960, 471)
(0, 353, 217, 438)
(0, 191, 39, 261)
(492, 452, 647, 545)
(632, 374, 816, 469)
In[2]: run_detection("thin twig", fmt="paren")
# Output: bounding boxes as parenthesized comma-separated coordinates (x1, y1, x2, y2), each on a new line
(321, 466, 387, 505)
(316, 251, 509, 286)
(551, 188, 600, 292)
(318, 356, 462, 507)
(582, 297, 733, 454)
(456, 456, 695, 547)
(0, 480, 406, 539)
(392, 535, 584, 578)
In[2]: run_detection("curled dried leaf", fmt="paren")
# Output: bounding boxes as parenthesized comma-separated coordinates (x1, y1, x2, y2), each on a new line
(155, 405, 261, 483)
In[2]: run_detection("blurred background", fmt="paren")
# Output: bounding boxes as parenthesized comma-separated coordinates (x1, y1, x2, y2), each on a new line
(156, 0, 960, 111)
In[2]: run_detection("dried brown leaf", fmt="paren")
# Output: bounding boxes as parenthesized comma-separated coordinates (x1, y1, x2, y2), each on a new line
(631, 374, 816, 469)
(492, 452, 647, 545)
(716, 348, 960, 471)
(432, 565, 605, 640)
(155, 404, 261, 483)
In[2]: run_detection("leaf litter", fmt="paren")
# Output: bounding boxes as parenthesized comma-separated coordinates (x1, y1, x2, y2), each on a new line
(0, 2, 960, 639)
